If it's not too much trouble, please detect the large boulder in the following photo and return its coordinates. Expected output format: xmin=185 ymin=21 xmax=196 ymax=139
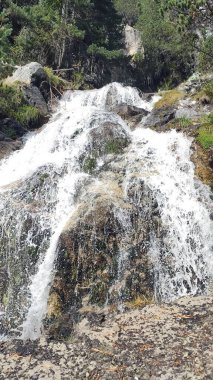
xmin=46 ymin=164 xmax=160 ymax=337
xmin=142 ymin=105 xmax=176 ymax=130
xmin=4 ymin=62 xmax=50 ymax=117
xmin=5 ymin=62 xmax=46 ymax=86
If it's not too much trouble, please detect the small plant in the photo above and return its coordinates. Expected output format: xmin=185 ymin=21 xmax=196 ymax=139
xmin=174 ymin=117 xmax=191 ymax=128
xmin=44 ymin=66 xmax=66 ymax=93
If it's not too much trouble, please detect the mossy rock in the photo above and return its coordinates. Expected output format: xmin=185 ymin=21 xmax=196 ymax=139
xmin=154 ymin=89 xmax=185 ymax=109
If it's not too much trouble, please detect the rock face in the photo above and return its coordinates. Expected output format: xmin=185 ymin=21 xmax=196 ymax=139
xmin=47 ymin=174 xmax=156 ymax=336
xmin=124 ymin=25 xmax=144 ymax=57
xmin=0 ymin=112 xmax=24 ymax=160
xmin=5 ymin=62 xmax=46 ymax=86
xmin=46 ymin=117 xmax=159 ymax=336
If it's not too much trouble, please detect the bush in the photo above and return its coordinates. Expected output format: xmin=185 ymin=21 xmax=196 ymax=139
xmin=13 ymin=105 xmax=40 ymax=126
xmin=44 ymin=66 xmax=66 ymax=93
xmin=0 ymin=82 xmax=41 ymax=127
xmin=87 ymin=44 xmax=123 ymax=60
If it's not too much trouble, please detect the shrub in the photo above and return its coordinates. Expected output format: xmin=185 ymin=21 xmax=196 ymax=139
xmin=44 ymin=66 xmax=66 ymax=93
xmin=87 ymin=44 xmax=123 ymax=60
xmin=13 ymin=105 xmax=40 ymax=126
xmin=0 ymin=82 xmax=41 ymax=127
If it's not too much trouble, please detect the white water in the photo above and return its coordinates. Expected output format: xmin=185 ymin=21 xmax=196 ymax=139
xmin=125 ymin=128 xmax=213 ymax=301
xmin=0 ymin=82 xmax=212 ymax=340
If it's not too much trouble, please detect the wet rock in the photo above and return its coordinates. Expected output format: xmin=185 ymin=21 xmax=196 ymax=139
xmin=47 ymin=175 xmax=155 ymax=336
xmin=81 ymin=120 xmax=130 ymax=173
xmin=111 ymin=103 xmax=148 ymax=118
xmin=142 ymin=106 xmax=176 ymax=129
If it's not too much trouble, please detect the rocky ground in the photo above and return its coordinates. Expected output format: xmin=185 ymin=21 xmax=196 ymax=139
xmin=0 ymin=294 xmax=213 ymax=380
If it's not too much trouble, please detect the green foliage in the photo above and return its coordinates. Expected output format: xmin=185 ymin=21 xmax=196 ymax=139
xmin=135 ymin=0 xmax=194 ymax=88
xmin=70 ymin=71 xmax=85 ymax=90
xmin=114 ymin=0 xmax=139 ymax=23
xmin=0 ymin=82 xmax=41 ymax=127
xmin=44 ymin=66 xmax=66 ymax=92
xmin=162 ymin=0 xmax=213 ymax=29
xmin=87 ymin=44 xmax=123 ymax=60
xmin=7 ymin=2 xmax=84 ymax=66
xmin=13 ymin=105 xmax=40 ymax=126
xmin=197 ymin=113 xmax=213 ymax=149
xmin=199 ymin=36 xmax=213 ymax=72
xmin=174 ymin=117 xmax=191 ymax=128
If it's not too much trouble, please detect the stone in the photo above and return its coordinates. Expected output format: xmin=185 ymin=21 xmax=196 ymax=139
xmin=4 ymin=62 xmax=46 ymax=86
xmin=111 ymin=103 xmax=148 ymax=118
xmin=142 ymin=106 xmax=176 ymax=129
xmin=22 ymin=85 xmax=49 ymax=116
xmin=124 ymin=25 xmax=144 ymax=58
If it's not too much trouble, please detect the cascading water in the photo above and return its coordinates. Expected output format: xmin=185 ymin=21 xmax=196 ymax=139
xmin=0 ymin=82 xmax=212 ymax=340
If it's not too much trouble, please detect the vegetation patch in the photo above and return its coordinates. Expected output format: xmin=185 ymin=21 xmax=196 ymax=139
xmin=83 ymin=157 xmax=97 ymax=174
xmin=14 ymin=105 xmax=40 ymax=126
xmin=173 ymin=117 xmax=191 ymax=129
xmin=44 ymin=66 xmax=67 ymax=94
xmin=0 ymin=82 xmax=41 ymax=129
xmin=154 ymin=89 xmax=185 ymax=109
xmin=105 ymin=138 xmax=128 ymax=155
xmin=196 ymin=113 xmax=213 ymax=149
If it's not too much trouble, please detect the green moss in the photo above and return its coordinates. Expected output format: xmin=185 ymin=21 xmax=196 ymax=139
xmin=154 ymin=89 xmax=185 ymax=109
xmin=2 ymin=293 xmax=9 ymax=307
xmin=90 ymin=281 xmax=108 ymax=305
xmin=105 ymin=138 xmax=128 ymax=154
xmin=196 ymin=113 xmax=213 ymax=149
xmin=83 ymin=157 xmax=97 ymax=174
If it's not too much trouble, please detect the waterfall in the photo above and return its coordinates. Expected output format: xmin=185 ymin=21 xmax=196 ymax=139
xmin=0 ymin=82 xmax=212 ymax=340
